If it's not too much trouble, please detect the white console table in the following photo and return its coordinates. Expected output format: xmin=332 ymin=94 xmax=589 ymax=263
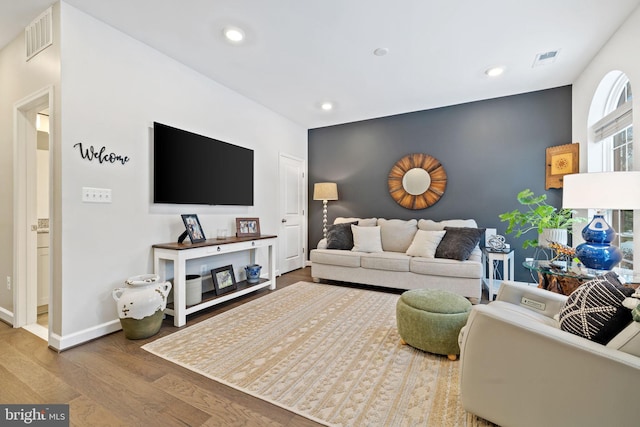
xmin=482 ymin=248 xmax=514 ymax=301
xmin=153 ymin=235 xmax=277 ymax=327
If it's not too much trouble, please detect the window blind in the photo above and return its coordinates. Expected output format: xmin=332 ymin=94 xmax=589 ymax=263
xmin=592 ymin=101 xmax=633 ymax=142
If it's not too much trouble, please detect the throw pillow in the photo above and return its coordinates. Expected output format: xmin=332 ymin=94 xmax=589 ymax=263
xmin=435 ymin=227 xmax=485 ymax=261
xmin=378 ymin=218 xmax=418 ymax=253
xmin=406 ymin=230 xmax=446 ymax=258
xmin=418 ymin=218 xmax=478 ymax=231
xmin=325 ymin=221 xmax=358 ymax=250
xmin=351 ymin=225 xmax=383 ymax=253
xmin=558 ymin=272 xmax=634 ymax=344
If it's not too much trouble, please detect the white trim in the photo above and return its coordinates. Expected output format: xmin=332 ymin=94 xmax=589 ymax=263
xmin=0 ymin=306 xmax=14 ymax=325
xmin=48 ymin=319 xmax=122 ymax=352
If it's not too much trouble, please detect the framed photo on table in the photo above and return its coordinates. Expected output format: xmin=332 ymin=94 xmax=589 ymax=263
xmin=236 ymin=217 xmax=260 ymax=237
xmin=211 ymin=265 xmax=237 ymax=295
xmin=181 ymin=214 xmax=206 ymax=243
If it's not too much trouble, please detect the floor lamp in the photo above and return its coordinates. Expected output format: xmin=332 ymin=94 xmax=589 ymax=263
xmin=313 ymin=182 xmax=338 ymax=239
xmin=563 ymin=171 xmax=640 ymax=271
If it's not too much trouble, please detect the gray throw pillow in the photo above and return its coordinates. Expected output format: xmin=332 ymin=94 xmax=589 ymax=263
xmin=558 ymin=272 xmax=634 ymax=344
xmin=326 ymin=222 xmax=358 ymax=250
xmin=435 ymin=227 xmax=485 ymax=261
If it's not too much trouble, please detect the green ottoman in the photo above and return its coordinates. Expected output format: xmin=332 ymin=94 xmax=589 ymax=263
xmin=396 ymin=289 xmax=472 ymax=360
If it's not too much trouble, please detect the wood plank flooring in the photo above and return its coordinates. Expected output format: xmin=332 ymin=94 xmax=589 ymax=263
xmin=0 ymin=267 xmax=322 ymax=427
xmin=0 ymin=268 xmax=489 ymax=426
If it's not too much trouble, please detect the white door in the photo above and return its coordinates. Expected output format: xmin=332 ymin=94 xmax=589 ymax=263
xmin=279 ymin=154 xmax=305 ymax=274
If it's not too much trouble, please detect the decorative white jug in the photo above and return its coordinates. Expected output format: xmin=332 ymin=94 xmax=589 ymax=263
xmin=112 ymin=274 xmax=172 ymax=339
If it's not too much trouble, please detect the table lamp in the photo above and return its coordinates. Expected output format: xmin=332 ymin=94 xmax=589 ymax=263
xmin=563 ymin=171 xmax=640 ymax=270
xmin=313 ymin=182 xmax=338 ymax=239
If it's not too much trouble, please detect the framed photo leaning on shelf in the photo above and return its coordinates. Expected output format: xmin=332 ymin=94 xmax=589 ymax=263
xmin=181 ymin=214 xmax=206 ymax=243
xmin=212 ymin=265 xmax=237 ymax=295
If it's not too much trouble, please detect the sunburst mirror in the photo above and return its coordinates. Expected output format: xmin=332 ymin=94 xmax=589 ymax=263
xmin=388 ymin=153 xmax=447 ymax=209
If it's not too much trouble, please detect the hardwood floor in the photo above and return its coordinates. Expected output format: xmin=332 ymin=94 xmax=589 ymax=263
xmin=0 ymin=267 xmax=322 ymax=427
xmin=0 ymin=268 xmax=489 ymax=426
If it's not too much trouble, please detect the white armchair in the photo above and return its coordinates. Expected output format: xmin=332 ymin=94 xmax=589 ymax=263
xmin=459 ymin=281 xmax=640 ymax=427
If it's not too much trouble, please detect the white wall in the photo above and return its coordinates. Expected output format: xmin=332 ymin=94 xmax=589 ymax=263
xmin=571 ymin=4 xmax=640 ymax=281
xmin=55 ymin=3 xmax=306 ymax=349
xmin=0 ymin=3 xmax=61 ymax=318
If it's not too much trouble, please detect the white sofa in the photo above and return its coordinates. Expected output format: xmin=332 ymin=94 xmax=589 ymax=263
xmin=459 ymin=281 xmax=640 ymax=427
xmin=310 ymin=217 xmax=484 ymax=300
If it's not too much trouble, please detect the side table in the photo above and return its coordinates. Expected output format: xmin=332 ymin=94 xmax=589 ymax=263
xmin=483 ymin=248 xmax=515 ymax=300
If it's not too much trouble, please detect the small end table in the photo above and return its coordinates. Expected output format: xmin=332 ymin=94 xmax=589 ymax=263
xmin=483 ymin=248 xmax=515 ymax=300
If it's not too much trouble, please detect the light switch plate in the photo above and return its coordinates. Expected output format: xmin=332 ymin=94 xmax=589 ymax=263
xmin=82 ymin=187 xmax=112 ymax=203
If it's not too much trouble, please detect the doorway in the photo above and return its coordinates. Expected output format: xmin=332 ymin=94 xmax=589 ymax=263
xmin=278 ymin=154 xmax=306 ymax=274
xmin=13 ymin=87 xmax=53 ymax=343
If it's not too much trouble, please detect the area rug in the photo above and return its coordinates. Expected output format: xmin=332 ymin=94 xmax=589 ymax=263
xmin=143 ymin=282 xmax=494 ymax=426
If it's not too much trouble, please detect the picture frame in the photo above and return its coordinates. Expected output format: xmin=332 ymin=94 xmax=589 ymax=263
xmin=545 ymin=143 xmax=579 ymax=189
xmin=181 ymin=214 xmax=206 ymax=243
xmin=211 ymin=265 xmax=237 ymax=296
xmin=236 ymin=217 xmax=261 ymax=237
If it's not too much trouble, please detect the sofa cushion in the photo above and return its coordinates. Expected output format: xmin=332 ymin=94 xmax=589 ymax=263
xmin=558 ymin=272 xmax=634 ymax=345
xmin=310 ymin=249 xmax=361 ymax=268
xmin=335 ymin=217 xmax=377 ymax=226
xmin=418 ymin=218 xmax=478 ymax=231
xmin=435 ymin=227 xmax=485 ymax=261
xmin=361 ymin=252 xmax=410 ymax=272
xmin=406 ymin=230 xmax=446 ymax=258
xmin=325 ymin=221 xmax=357 ymax=250
xmin=351 ymin=225 xmax=383 ymax=253
xmin=378 ymin=219 xmax=418 ymax=253
xmin=410 ymin=256 xmax=482 ymax=279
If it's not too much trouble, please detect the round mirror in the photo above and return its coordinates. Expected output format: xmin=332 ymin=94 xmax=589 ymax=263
xmin=402 ymin=168 xmax=431 ymax=195
xmin=388 ymin=153 xmax=447 ymax=209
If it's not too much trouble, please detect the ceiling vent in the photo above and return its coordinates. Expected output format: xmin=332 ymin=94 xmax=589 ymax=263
xmin=25 ymin=7 xmax=53 ymax=61
xmin=532 ymin=50 xmax=559 ymax=67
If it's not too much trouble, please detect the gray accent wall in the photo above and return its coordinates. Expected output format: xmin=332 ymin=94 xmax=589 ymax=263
xmin=308 ymin=85 xmax=572 ymax=283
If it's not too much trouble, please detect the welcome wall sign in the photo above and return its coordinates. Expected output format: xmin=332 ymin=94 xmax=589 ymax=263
xmin=73 ymin=142 xmax=130 ymax=165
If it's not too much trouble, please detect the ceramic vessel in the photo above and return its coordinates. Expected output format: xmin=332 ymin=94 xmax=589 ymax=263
xmin=113 ymin=274 xmax=172 ymax=339
xmin=245 ymin=264 xmax=262 ymax=284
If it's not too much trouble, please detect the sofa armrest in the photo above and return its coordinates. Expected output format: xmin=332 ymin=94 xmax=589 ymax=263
xmin=459 ymin=304 xmax=640 ymax=427
xmin=495 ymin=280 xmax=567 ymax=319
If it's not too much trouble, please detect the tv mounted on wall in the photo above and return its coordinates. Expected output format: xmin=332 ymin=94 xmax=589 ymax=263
xmin=153 ymin=122 xmax=254 ymax=206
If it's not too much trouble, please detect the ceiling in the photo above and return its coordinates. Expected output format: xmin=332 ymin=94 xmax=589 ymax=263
xmin=2 ymin=0 xmax=639 ymax=129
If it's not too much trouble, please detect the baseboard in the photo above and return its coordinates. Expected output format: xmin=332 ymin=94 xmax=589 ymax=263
xmin=0 ymin=306 xmax=14 ymax=326
xmin=49 ymin=319 xmax=122 ymax=352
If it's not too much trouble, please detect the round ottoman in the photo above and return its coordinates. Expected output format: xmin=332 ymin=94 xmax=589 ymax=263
xmin=396 ymin=289 xmax=472 ymax=360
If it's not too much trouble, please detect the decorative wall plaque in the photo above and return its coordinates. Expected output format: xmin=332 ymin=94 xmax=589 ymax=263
xmin=545 ymin=143 xmax=579 ymax=189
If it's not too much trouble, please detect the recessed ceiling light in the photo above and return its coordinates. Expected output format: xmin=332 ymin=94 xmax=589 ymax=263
xmin=373 ymin=47 xmax=389 ymax=57
xmin=223 ymin=26 xmax=245 ymax=43
xmin=485 ymin=66 xmax=505 ymax=77
xmin=320 ymin=102 xmax=334 ymax=111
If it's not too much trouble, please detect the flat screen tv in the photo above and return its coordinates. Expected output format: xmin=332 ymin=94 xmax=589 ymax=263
xmin=153 ymin=122 xmax=254 ymax=206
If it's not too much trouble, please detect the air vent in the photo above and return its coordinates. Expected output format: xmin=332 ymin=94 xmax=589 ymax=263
xmin=532 ymin=50 xmax=559 ymax=67
xmin=25 ymin=7 xmax=53 ymax=61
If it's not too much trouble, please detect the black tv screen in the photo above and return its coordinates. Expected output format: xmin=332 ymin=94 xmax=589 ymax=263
xmin=153 ymin=122 xmax=254 ymax=206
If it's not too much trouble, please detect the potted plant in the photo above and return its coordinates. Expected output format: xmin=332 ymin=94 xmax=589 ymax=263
xmin=499 ymin=189 xmax=585 ymax=249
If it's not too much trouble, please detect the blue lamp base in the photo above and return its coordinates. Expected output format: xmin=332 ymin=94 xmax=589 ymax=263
xmin=576 ymin=214 xmax=622 ymax=271
xmin=575 ymin=243 xmax=622 ymax=271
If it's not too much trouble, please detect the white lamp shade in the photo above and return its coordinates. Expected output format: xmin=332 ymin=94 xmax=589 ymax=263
xmin=562 ymin=171 xmax=640 ymax=210
xmin=313 ymin=182 xmax=338 ymax=201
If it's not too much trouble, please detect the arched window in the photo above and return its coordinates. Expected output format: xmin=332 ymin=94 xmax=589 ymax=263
xmin=589 ymin=72 xmax=634 ymax=269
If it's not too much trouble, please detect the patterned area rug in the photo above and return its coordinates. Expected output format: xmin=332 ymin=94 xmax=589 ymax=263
xmin=143 ymin=282 xmax=494 ymax=426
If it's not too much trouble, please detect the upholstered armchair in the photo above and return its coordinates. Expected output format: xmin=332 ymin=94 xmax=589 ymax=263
xmin=459 ymin=281 xmax=640 ymax=427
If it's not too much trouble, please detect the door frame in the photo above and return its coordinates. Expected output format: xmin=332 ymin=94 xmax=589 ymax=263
xmin=13 ymin=85 xmax=54 ymax=337
xmin=278 ymin=153 xmax=307 ymax=274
